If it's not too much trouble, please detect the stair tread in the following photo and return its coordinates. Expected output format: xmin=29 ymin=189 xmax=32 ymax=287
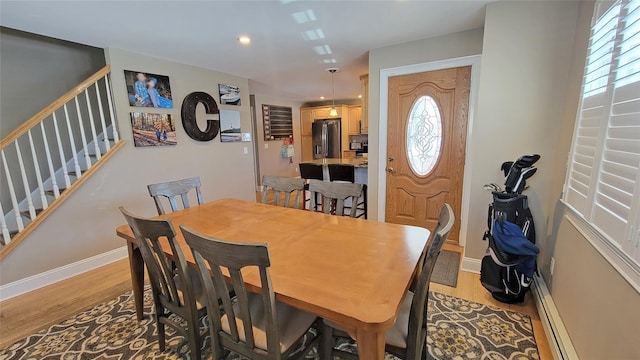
xmin=20 ymin=208 xmax=45 ymax=218
xmin=45 ymin=188 xmax=67 ymax=196
xmin=0 ymin=229 xmax=19 ymax=245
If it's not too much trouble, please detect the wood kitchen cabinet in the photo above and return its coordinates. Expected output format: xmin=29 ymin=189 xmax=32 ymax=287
xmin=348 ymin=105 xmax=362 ymax=135
xmin=360 ymin=74 xmax=369 ymax=134
xmin=301 ymin=108 xmax=313 ymax=136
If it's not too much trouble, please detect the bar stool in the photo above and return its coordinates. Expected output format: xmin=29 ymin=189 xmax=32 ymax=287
xmin=327 ymin=164 xmax=367 ymax=219
xmin=299 ymin=163 xmax=324 ymax=211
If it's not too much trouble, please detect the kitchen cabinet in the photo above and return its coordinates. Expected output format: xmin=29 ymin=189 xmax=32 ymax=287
xmin=301 ymin=108 xmax=313 ymax=136
xmin=301 ymin=135 xmax=313 ymax=162
xmin=360 ymin=74 xmax=369 ymax=134
xmin=348 ymin=105 xmax=362 ymax=135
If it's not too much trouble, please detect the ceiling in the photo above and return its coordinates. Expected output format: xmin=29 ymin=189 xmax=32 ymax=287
xmin=0 ymin=1 xmax=491 ymax=102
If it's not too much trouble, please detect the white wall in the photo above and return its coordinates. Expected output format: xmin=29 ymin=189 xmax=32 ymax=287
xmin=0 ymin=48 xmax=256 ymax=285
xmin=250 ymin=90 xmax=303 ymax=182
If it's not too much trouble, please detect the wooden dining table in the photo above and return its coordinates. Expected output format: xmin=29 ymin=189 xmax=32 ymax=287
xmin=116 ymin=198 xmax=430 ymax=360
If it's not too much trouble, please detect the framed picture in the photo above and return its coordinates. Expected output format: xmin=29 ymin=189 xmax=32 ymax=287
xmin=220 ymin=110 xmax=242 ymax=142
xmin=218 ymin=83 xmax=241 ymax=106
xmin=124 ymin=70 xmax=174 ymax=108
xmin=129 ymin=112 xmax=177 ymax=147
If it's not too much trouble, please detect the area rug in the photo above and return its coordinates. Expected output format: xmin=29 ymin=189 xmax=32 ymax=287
xmin=0 ymin=287 xmax=538 ymax=360
xmin=431 ymin=250 xmax=461 ymax=287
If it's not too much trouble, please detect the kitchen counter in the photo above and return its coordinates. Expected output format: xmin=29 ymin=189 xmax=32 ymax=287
xmin=302 ymin=158 xmax=368 ymax=168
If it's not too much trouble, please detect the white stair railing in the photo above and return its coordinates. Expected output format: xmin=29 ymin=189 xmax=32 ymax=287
xmin=0 ymin=65 xmax=123 ymax=257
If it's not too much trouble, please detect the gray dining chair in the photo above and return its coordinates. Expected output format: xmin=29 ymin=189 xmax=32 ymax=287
xmin=147 ymin=176 xmax=204 ymax=215
xmin=181 ymin=225 xmax=320 ymax=360
xmin=308 ymin=179 xmax=363 ymax=218
xmin=320 ymin=203 xmax=455 ymax=360
xmin=327 ymin=163 xmax=367 ymax=219
xmin=119 ymin=207 xmax=207 ymax=359
xmin=261 ymin=176 xmax=305 ymax=209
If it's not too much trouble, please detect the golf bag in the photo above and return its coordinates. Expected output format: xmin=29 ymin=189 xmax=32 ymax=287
xmin=480 ymin=154 xmax=540 ymax=304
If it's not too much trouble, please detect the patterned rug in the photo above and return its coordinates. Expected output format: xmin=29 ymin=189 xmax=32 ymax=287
xmin=0 ymin=287 xmax=539 ymax=360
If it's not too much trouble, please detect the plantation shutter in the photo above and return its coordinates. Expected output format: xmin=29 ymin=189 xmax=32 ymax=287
xmin=565 ymin=0 xmax=640 ymax=262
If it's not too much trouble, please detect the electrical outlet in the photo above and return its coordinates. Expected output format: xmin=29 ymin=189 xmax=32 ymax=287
xmin=550 ymin=257 xmax=556 ymax=275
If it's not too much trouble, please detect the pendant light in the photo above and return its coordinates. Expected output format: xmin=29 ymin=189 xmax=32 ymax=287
xmin=327 ymin=68 xmax=339 ymax=117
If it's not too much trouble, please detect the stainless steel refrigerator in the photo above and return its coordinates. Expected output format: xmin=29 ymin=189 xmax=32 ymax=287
xmin=312 ymin=119 xmax=341 ymax=159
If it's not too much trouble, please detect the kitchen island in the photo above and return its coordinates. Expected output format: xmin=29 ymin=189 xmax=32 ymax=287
xmin=300 ymin=158 xmax=368 ymax=184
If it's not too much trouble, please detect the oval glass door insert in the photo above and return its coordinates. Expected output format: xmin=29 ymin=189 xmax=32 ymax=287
xmin=406 ymin=95 xmax=443 ymax=176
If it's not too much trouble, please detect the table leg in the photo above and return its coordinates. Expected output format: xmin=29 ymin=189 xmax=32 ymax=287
xmin=355 ymin=328 xmax=386 ymax=360
xmin=126 ymin=241 xmax=145 ymax=321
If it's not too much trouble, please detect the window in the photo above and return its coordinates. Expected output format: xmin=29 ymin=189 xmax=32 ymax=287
xmin=406 ymin=96 xmax=443 ymax=176
xmin=564 ymin=0 xmax=640 ymax=281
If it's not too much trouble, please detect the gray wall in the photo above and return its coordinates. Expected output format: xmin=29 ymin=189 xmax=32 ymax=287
xmin=0 ymin=27 xmax=105 ymax=137
xmin=0 ymin=48 xmax=256 ymax=284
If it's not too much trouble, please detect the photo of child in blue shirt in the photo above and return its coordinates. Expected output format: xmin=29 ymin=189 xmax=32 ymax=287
xmin=125 ymin=70 xmax=173 ymax=108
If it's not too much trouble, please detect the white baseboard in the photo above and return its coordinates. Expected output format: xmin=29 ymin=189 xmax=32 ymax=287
xmin=0 ymin=246 xmax=128 ymax=301
xmin=461 ymin=256 xmax=481 ymax=274
xmin=532 ymin=274 xmax=579 ymax=360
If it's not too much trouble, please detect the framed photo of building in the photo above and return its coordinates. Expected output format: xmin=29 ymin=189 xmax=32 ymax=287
xmin=129 ymin=112 xmax=177 ymax=147
xmin=124 ymin=70 xmax=174 ymax=108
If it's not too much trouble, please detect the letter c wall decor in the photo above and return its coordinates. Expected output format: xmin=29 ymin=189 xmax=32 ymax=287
xmin=181 ymin=91 xmax=220 ymax=141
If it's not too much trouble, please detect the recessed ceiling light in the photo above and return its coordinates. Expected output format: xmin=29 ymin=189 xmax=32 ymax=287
xmin=320 ymin=96 xmax=325 ymax=100
xmin=358 ymin=95 xmax=363 ymax=99
xmin=238 ymin=35 xmax=251 ymax=45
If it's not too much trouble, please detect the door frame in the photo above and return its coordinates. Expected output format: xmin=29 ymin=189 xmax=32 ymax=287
xmin=378 ymin=55 xmax=481 ymax=248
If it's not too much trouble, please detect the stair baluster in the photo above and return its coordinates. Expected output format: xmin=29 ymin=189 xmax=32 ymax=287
xmin=104 ymin=74 xmax=120 ymax=143
xmin=40 ymin=121 xmax=60 ymax=198
xmin=74 ymin=96 xmax=92 ymax=170
xmin=52 ymin=112 xmax=71 ymax=188
xmin=85 ymin=89 xmax=101 ymax=160
xmin=1 ymin=150 xmax=25 ymax=232
xmin=27 ymin=130 xmax=49 ymax=211
xmin=94 ymin=82 xmax=110 ymax=151
xmin=63 ymin=104 xmax=82 ymax=178
xmin=14 ymin=142 xmax=37 ymax=220
xmin=0 ymin=201 xmax=11 ymax=245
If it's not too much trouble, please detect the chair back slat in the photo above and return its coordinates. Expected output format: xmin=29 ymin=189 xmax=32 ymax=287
xmin=261 ymin=176 xmax=305 ymax=209
xmin=119 ymin=207 xmax=192 ymax=307
xmin=406 ymin=203 xmax=455 ymax=360
xmin=308 ymin=179 xmax=363 ymax=218
xmin=181 ymin=225 xmax=281 ymax=357
xmin=147 ymin=176 xmax=203 ymax=215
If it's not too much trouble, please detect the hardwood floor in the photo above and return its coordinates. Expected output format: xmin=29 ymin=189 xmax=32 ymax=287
xmin=0 ymin=258 xmax=133 ymax=348
xmin=0 ymin=219 xmax=552 ymax=359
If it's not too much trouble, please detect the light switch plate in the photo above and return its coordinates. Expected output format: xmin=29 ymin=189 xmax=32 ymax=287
xmin=243 ymin=147 xmax=248 ymax=155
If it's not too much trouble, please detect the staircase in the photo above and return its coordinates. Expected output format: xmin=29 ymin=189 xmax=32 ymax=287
xmin=0 ymin=65 xmax=123 ymax=259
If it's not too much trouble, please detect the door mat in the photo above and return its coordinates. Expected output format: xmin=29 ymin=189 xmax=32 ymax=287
xmin=431 ymin=249 xmax=461 ymax=287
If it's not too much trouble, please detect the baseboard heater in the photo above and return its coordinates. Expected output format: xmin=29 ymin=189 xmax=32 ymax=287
xmin=532 ymin=274 xmax=579 ymax=360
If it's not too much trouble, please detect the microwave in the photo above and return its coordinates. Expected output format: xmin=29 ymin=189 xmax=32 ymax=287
xmin=350 ymin=142 xmax=363 ymax=150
